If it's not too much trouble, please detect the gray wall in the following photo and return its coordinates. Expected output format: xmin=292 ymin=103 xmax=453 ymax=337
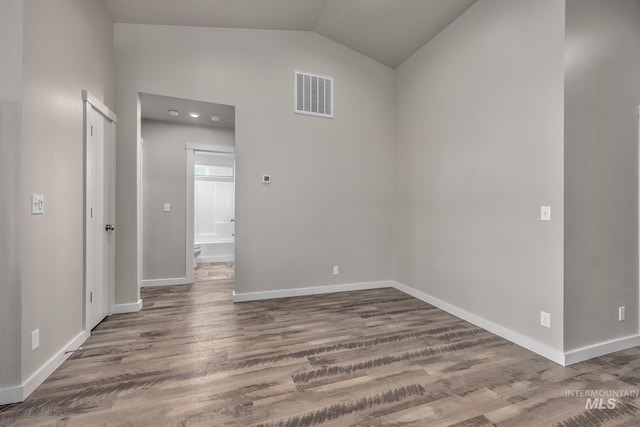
xmin=564 ymin=0 xmax=640 ymax=350
xmin=114 ymin=25 xmax=141 ymax=305
xmin=393 ymin=0 xmax=566 ymax=350
xmin=0 ymin=0 xmax=23 ymax=388
xmin=115 ymin=25 xmax=394 ymax=297
xmin=20 ymin=0 xmax=114 ymax=381
xmin=141 ymin=119 xmax=234 ymax=281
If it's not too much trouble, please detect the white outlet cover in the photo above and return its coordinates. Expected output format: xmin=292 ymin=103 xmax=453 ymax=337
xmin=540 ymin=311 xmax=551 ymax=328
xmin=163 ymin=203 xmax=171 ymax=212
xmin=540 ymin=206 xmax=551 ymax=221
xmin=262 ymin=175 xmax=271 ymax=184
xmin=31 ymin=329 xmax=39 ymax=351
xmin=333 ymin=265 xmax=339 ymax=275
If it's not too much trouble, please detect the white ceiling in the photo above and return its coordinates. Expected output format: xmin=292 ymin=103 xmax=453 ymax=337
xmin=101 ymin=0 xmax=477 ymax=68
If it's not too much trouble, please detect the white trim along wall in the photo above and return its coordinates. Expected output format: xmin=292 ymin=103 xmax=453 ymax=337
xmin=0 ymin=331 xmax=89 ymax=405
xmin=233 ymin=280 xmax=640 ymax=367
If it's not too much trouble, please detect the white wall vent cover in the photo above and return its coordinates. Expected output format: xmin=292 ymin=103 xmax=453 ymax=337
xmin=294 ymin=70 xmax=333 ymax=118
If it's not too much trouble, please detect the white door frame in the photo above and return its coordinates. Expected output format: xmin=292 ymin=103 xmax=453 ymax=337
xmin=83 ymin=90 xmax=117 ymax=331
xmin=185 ymin=143 xmax=235 ymax=284
xmin=138 ymin=135 xmax=144 ymax=292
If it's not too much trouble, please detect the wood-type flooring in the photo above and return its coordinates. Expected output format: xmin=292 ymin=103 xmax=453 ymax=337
xmin=1 ymin=268 xmax=639 ymax=426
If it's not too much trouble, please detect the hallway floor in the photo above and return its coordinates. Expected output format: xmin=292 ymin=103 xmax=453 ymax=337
xmin=195 ymin=261 xmax=235 ymax=282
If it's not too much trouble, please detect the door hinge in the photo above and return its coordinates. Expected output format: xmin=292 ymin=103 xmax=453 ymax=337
xmin=90 ymin=291 xmax=93 ymax=303
xmin=91 ymin=125 xmax=93 ymax=136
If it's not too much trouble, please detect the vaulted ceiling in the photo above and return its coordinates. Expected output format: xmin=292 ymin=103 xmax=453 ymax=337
xmin=101 ymin=0 xmax=477 ymax=68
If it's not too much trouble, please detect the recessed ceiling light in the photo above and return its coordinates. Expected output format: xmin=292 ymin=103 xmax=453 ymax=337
xmin=189 ymin=112 xmax=200 ymax=118
xmin=210 ymin=115 xmax=221 ymax=122
xmin=168 ymin=110 xmax=179 ymax=117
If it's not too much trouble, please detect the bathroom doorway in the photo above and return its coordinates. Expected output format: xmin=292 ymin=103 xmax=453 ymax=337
xmin=192 ymin=151 xmax=235 ymax=282
xmin=185 ymin=143 xmax=235 ymax=284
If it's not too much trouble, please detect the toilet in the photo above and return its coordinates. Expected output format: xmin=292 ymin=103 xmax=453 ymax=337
xmin=194 ymin=244 xmax=201 ymax=268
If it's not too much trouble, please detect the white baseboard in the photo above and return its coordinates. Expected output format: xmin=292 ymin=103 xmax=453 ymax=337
xmin=0 ymin=330 xmax=89 ymax=405
xmin=112 ymin=298 xmax=143 ymax=314
xmin=233 ymin=280 xmax=393 ymax=302
xmin=391 ymin=281 xmax=566 ymax=365
xmin=141 ymin=277 xmax=190 ymax=287
xmin=3 ymin=281 xmax=632 ymax=406
xmin=564 ymin=334 xmax=640 ymax=365
xmin=0 ymin=383 xmax=22 ymax=405
xmin=233 ymin=279 xmax=565 ymax=364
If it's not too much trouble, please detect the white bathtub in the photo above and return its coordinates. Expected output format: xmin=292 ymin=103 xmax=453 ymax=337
xmin=196 ymin=240 xmax=234 ymax=263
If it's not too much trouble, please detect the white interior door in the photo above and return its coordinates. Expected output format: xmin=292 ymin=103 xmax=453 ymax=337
xmin=85 ymin=92 xmax=116 ymax=331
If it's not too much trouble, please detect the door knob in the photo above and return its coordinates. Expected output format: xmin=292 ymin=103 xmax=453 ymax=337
xmin=105 ymin=224 xmax=115 ymax=231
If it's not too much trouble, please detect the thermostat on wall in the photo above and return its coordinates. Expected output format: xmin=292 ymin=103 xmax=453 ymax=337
xmin=262 ymin=175 xmax=271 ymax=184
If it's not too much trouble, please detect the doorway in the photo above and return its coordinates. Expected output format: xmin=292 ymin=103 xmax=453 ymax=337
xmin=194 ymin=151 xmax=235 ymax=282
xmin=186 ymin=148 xmax=235 ymax=283
xmin=138 ymin=93 xmax=235 ymax=288
xmin=83 ymin=90 xmax=116 ymax=331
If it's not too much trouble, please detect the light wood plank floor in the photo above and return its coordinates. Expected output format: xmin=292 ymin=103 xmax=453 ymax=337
xmin=1 ymin=272 xmax=639 ymax=426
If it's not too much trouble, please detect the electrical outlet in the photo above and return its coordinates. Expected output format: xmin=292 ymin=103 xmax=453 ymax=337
xmin=540 ymin=311 xmax=551 ymax=328
xmin=540 ymin=206 xmax=551 ymax=221
xmin=163 ymin=203 xmax=171 ymax=212
xmin=619 ymin=306 xmax=625 ymax=322
xmin=333 ymin=265 xmax=339 ymax=276
xmin=31 ymin=329 xmax=40 ymax=351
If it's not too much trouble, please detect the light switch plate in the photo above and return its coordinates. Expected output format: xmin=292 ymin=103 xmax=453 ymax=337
xmin=31 ymin=194 xmax=44 ymax=215
xmin=163 ymin=203 xmax=171 ymax=212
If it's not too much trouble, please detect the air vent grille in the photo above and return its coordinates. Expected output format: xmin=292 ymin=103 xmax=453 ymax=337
xmin=295 ymin=71 xmax=333 ymax=118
